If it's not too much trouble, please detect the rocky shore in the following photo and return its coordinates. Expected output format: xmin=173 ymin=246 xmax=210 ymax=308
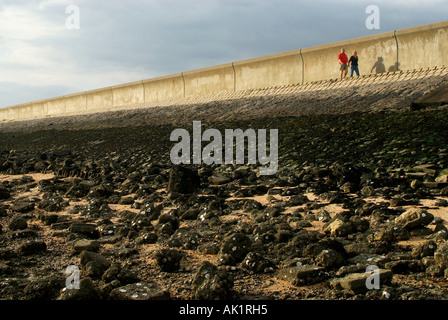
xmin=1 ymin=75 xmax=448 ymax=301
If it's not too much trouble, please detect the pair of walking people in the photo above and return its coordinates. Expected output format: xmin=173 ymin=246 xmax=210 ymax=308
xmin=338 ymin=48 xmax=359 ymax=78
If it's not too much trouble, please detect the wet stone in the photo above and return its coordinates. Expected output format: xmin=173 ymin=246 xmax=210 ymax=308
xmin=74 ymin=239 xmax=100 ymax=253
xmin=109 ymin=282 xmax=171 ymax=300
xmin=79 ymin=250 xmax=111 ymax=279
xmin=58 ymin=277 xmax=100 ymax=300
xmin=0 ymin=187 xmax=10 ymax=200
xmin=394 ymin=208 xmax=434 ymax=230
xmin=8 ymin=216 xmax=28 ymax=231
xmin=102 ymin=263 xmax=140 ymax=285
xmin=154 ymin=249 xmax=183 ymax=272
xmin=331 ymin=269 xmax=393 ymax=295
xmin=17 ymin=240 xmax=47 ymax=256
xmin=275 ymin=265 xmax=327 ymax=286
xmin=167 ymin=229 xmax=201 ymax=250
xmin=11 ymin=199 xmax=35 ymax=213
xmin=385 ymin=260 xmax=425 ymax=274
xmin=192 ymin=261 xmax=234 ymax=300
xmin=220 ymin=232 xmax=252 ymax=264
xmin=434 ymin=241 xmax=448 ymax=269
xmin=315 ymin=249 xmax=346 ymax=269
xmin=69 ymin=223 xmax=100 ymax=239
xmin=167 ymin=166 xmax=201 ymax=194
xmin=241 ymin=252 xmax=276 ymax=273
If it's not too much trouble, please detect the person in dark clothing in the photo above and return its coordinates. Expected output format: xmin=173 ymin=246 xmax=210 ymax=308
xmin=348 ymin=51 xmax=360 ymax=77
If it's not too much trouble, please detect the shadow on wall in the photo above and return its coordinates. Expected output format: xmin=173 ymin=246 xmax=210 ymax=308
xmin=371 ymin=57 xmax=400 ymax=74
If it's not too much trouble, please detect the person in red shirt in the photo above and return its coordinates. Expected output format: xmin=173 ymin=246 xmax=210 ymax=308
xmin=338 ymin=48 xmax=349 ymax=79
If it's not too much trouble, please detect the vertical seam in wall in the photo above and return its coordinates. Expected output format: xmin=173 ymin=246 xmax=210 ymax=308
xmin=394 ymin=30 xmax=399 ymax=71
xmin=141 ymin=81 xmax=145 ymax=103
xmin=232 ymin=62 xmax=236 ymax=92
xmin=300 ymin=49 xmax=305 ymax=84
xmin=181 ymin=72 xmax=186 ymax=98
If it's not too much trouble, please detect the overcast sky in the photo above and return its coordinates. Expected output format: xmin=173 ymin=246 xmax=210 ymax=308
xmin=0 ymin=0 xmax=447 ymax=107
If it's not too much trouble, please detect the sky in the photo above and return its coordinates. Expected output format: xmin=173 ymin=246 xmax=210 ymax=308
xmin=0 ymin=0 xmax=447 ymax=107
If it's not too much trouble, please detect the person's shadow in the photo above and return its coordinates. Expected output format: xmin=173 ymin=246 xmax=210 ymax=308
xmin=371 ymin=57 xmax=386 ymax=74
xmin=388 ymin=62 xmax=400 ymax=72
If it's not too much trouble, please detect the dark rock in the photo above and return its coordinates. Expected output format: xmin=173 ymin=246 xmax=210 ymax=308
xmin=180 ymin=208 xmax=200 ymax=220
xmin=323 ymin=218 xmax=354 ymax=237
xmin=275 ymin=265 xmax=327 ymax=286
xmin=9 ymin=229 xmax=38 ymax=239
xmin=109 ymin=282 xmax=170 ymax=300
xmin=58 ymin=277 xmax=100 ymax=300
xmin=316 ymin=209 xmax=331 ymax=222
xmin=315 ymin=249 xmax=346 ymax=269
xmin=288 ymin=194 xmax=309 ymax=206
xmin=331 ymin=269 xmax=393 ymax=294
xmin=303 ymin=238 xmax=347 ymax=260
xmin=102 ymin=263 xmax=140 ymax=285
xmin=154 ymin=249 xmax=183 ymax=272
xmin=344 ymin=242 xmax=375 ymax=256
xmin=240 ymin=252 xmax=276 ymax=273
xmin=88 ymin=183 xmax=114 ymax=198
xmin=0 ymin=187 xmax=10 ymax=200
xmin=40 ymin=214 xmax=59 ymax=225
xmin=79 ymin=251 xmax=111 ymax=279
xmin=11 ymin=199 xmax=34 ymax=213
xmin=136 ymin=232 xmax=158 ymax=244
xmin=220 ymin=232 xmax=252 ymax=264
xmin=38 ymin=195 xmax=66 ymax=212
xmin=158 ymin=213 xmax=179 ymax=230
xmin=74 ymin=239 xmax=100 ymax=253
xmin=69 ymin=223 xmax=100 ymax=239
xmin=394 ymin=208 xmax=434 ymax=230
xmin=434 ymin=241 xmax=448 ymax=269
xmin=208 ymin=175 xmax=232 ymax=185
xmin=24 ymin=275 xmax=65 ymax=300
xmin=167 ymin=229 xmax=201 ymax=250
xmin=167 ymin=166 xmax=201 ymax=194
xmin=385 ymin=259 xmax=425 ymax=274
xmin=8 ymin=216 xmax=28 ymax=231
xmin=17 ymin=240 xmax=47 ymax=256
xmin=198 ymin=242 xmax=221 ymax=255
xmin=192 ymin=261 xmax=234 ymax=300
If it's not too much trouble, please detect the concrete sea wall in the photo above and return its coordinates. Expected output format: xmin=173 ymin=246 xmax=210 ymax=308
xmin=1 ymin=20 xmax=447 ymax=122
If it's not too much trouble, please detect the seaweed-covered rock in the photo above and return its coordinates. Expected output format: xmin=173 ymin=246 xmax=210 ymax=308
xmin=219 ymin=232 xmax=252 ymax=265
xmin=192 ymin=261 xmax=234 ymax=300
xmin=154 ymin=249 xmax=183 ymax=272
xmin=395 ymin=208 xmax=434 ymax=230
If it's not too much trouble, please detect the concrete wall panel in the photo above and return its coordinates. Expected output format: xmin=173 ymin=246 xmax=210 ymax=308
xmin=234 ymin=50 xmax=302 ymax=90
xmin=301 ymin=32 xmax=398 ymax=83
xmin=112 ymin=82 xmax=144 ymax=107
xmin=86 ymin=89 xmax=113 ymax=112
xmin=31 ymin=102 xmax=47 ymax=119
xmin=45 ymin=98 xmax=66 ymax=117
xmin=65 ymin=94 xmax=87 ymax=114
xmin=143 ymin=74 xmax=184 ymax=103
xmin=396 ymin=21 xmax=448 ymax=71
xmin=183 ymin=63 xmax=235 ymax=97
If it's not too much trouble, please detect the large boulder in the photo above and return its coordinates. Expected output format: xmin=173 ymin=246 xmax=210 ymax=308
xmin=192 ymin=261 xmax=234 ymax=300
xmin=394 ymin=208 xmax=434 ymax=230
xmin=434 ymin=241 xmax=448 ymax=269
xmin=167 ymin=166 xmax=201 ymax=194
